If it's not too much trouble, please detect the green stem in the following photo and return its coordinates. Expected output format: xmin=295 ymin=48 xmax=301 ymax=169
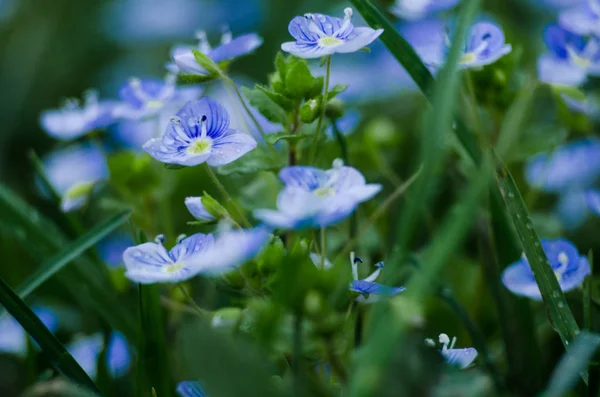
xmin=585 ymin=250 xmax=594 ymax=331
xmin=308 ymin=56 xmax=332 ymax=164
xmin=320 ymin=227 xmax=327 ymax=268
xmin=465 ymin=71 xmax=483 ymax=138
xmin=203 ymin=163 xmax=251 ymax=228
xmin=177 ymin=284 xmax=207 ymax=318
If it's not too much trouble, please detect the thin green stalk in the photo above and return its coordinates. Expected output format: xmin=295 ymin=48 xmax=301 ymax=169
xmin=293 ymin=313 xmax=304 ymax=397
xmin=308 ymin=56 xmax=332 ymax=164
xmin=585 ymin=250 xmax=594 ymax=331
xmin=320 ymin=227 xmax=327 ymax=268
xmin=177 ymin=285 xmax=207 ymax=318
xmin=465 ymin=71 xmax=483 ymax=138
xmin=331 ymin=121 xmax=348 ymax=163
xmin=203 ymin=163 xmax=251 ymax=228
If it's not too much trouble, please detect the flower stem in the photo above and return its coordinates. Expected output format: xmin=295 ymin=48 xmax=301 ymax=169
xmin=203 ymin=163 xmax=251 ymax=228
xmin=177 ymin=284 xmax=207 ymax=318
xmin=320 ymin=227 xmax=327 ymax=268
xmin=308 ymin=56 xmax=332 ymax=164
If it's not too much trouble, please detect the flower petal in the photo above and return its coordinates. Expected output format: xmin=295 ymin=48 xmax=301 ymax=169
xmin=556 ymin=190 xmax=589 ymax=230
xmin=501 ymin=259 xmax=541 ymax=300
xmin=172 ymin=47 xmax=208 ymax=75
xmin=106 ymin=332 xmax=131 ymax=377
xmin=123 ymin=242 xmax=199 ymax=284
xmin=349 ymin=280 xmax=405 ymax=296
xmin=177 ymin=381 xmax=206 ymax=397
xmin=143 ymin=138 xmax=212 ymax=166
xmin=170 ymin=233 xmax=215 ymax=264
xmin=560 ymin=256 xmax=591 ymax=292
xmin=309 ymin=252 xmax=333 ymax=269
xmin=537 ymin=53 xmax=587 ymax=87
xmin=281 ymin=41 xmax=335 ymax=59
xmin=253 ymin=209 xmax=300 ymax=229
xmin=206 ymin=129 xmax=257 ymax=167
xmin=586 ymin=188 xmax=600 ymax=215
xmin=442 ymin=348 xmax=478 ymax=369
xmin=209 ymin=33 xmax=263 ymax=63
xmin=279 ymin=166 xmax=329 ymax=190
xmin=559 ymin=6 xmax=600 ymax=37
xmin=177 ymin=97 xmax=230 ymax=139
xmin=335 ymin=27 xmax=384 ymax=53
xmin=185 ymin=197 xmax=216 ymax=221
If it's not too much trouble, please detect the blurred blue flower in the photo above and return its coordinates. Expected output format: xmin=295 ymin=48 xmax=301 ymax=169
xmin=0 ymin=307 xmax=58 ymax=357
xmin=501 ymin=238 xmax=591 ymax=300
xmin=123 ymin=234 xmax=215 ymax=284
xmin=281 ymin=8 xmax=383 ymax=59
xmin=114 ymin=75 xmax=202 ymax=120
xmin=169 ymin=30 xmax=263 ymax=75
xmin=538 ymin=25 xmax=600 ymax=86
xmin=390 ymin=0 xmax=459 ymax=20
xmin=327 ymin=109 xmax=361 ymax=137
xmin=349 ymin=258 xmax=405 ymax=302
xmin=97 ymin=233 xmax=135 ymax=268
xmin=557 ymin=189 xmax=590 ymax=229
xmin=585 ymin=188 xmax=600 ymax=215
xmin=40 ymin=91 xmax=117 ymax=140
xmin=253 ymin=160 xmax=381 ymax=230
xmin=422 ymin=21 xmax=511 ymax=68
xmin=68 ymin=332 xmax=131 ymax=379
xmin=185 ymin=197 xmax=216 ymax=221
xmin=124 ymin=227 xmax=270 ymax=284
xmin=559 ymin=0 xmax=600 ymax=36
xmin=426 ymin=333 xmax=478 ymax=369
xmin=561 ymin=93 xmax=599 ymax=117
xmin=525 ymin=138 xmax=600 ymax=192
xmin=309 ymin=252 xmax=333 ymax=269
xmin=42 ymin=143 xmax=109 ymax=212
xmin=177 ymin=381 xmax=206 ymax=397
xmin=143 ymin=97 xmax=256 ymax=167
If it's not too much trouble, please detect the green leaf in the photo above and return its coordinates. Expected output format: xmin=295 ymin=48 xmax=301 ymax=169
xmin=192 ymin=49 xmax=221 ymax=76
xmin=11 ymin=210 xmax=130 ymax=303
xmin=545 ymin=332 xmax=600 ymax=396
xmin=495 ymin=157 xmax=581 ymax=349
xmin=201 ymin=191 xmax=229 ymax=219
xmin=274 ymin=52 xmax=288 ymax=83
xmin=256 ymin=85 xmax=295 ymax=111
xmin=22 ymin=379 xmax=100 ymax=397
xmin=108 ymin=152 xmax=160 ymax=195
xmin=0 ymin=275 xmax=99 ymax=393
xmin=300 ymin=98 xmax=321 ymax=124
xmin=327 ymin=84 xmax=348 ymax=101
xmin=284 ymin=59 xmax=323 ymax=100
xmin=177 ymin=319 xmax=286 ymax=397
xmin=137 ymin=284 xmax=172 ymax=397
xmin=217 ymin=149 xmax=284 ymax=176
xmin=506 ymin=124 xmax=568 ymax=163
xmin=177 ymin=73 xmax=220 ymax=84
xmin=265 ymin=131 xmax=312 ymax=145
xmin=241 ymin=86 xmax=288 ymax=125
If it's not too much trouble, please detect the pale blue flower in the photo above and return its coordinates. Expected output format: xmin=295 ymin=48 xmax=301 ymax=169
xmin=185 ymin=197 xmax=216 ymax=221
xmin=391 ymin=0 xmax=459 ymax=20
xmin=281 ymin=8 xmax=384 ymax=59
xmin=42 ymin=143 xmax=109 ymax=212
xmin=67 ymin=332 xmax=131 ymax=379
xmin=501 ymin=238 xmax=591 ymax=300
xmin=97 ymin=233 xmax=135 ymax=268
xmin=426 ymin=333 xmax=478 ymax=369
xmin=40 ymin=91 xmax=117 ymax=140
xmin=557 ymin=189 xmax=590 ymax=229
xmin=348 ymin=256 xmax=405 ymax=302
xmin=585 ymin=189 xmax=600 ymax=215
xmin=143 ymin=97 xmax=256 ymax=167
xmin=169 ymin=29 xmax=263 ymax=75
xmin=114 ymin=75 xmax=202 ymax=120
xmin=123 ymin=227 xmax=270 ymax=284
xmin=0 ymin=307 xmax=58 ymax=357
xmin=254 ymin=161 xmax=381 ymax=230
xmin=309 ymin=253 xmax=333 ymax=269
xmin=538 ymin=25 xmax=600 ymax=86
xmin=177 ymin=381 xmax=206 ymax=397
xmin=559 ymin=0 xmax=600 ymax=36
xmin=422 ymin=21 xmax=511 ymax=69
xmin=561 ymin=93 xmax=599 ymax=117
xmin=525 ymin=138 xmax=600 ymax=192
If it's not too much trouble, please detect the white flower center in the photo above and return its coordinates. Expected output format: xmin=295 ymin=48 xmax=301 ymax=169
xmin=187 ymin=138 xmax=212 ymax=155
xmin=554 ymin=251 xmax=570 ymax=280
xmin=318 ymin=36 xmax=344 ymax=47
xmin=314 ymin=186 xmax=336 ymax=197
xmin=164 ymin=263 xmax=184 ymax=273
xmin=64 ymin=181 xmax=95 ymax=200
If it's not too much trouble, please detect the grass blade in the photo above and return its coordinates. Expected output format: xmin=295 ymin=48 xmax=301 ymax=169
xmin=14 ymin=209 xmax=130 ymax=300
xmin=495 ymin=157 xmax=581 ymax=347
xmin=544 ymin=332 xmax=600 ymax=397
xmin=0 ymin=274 xmax=99 ymax=393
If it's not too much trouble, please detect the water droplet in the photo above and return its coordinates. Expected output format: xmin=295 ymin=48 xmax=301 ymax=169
xmin=557 ymin=301 xmax=565 ymax=308
xmin=526 ymin=222 xmax=533 ymax=230
xmin=507 ymin=192 xmax=515 ymax=198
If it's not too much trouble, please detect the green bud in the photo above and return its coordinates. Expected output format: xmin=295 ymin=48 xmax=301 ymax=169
xmin=200 ymin=191 xmax=229 ymax=219
xmin=211 ymin=307 xmax=243 ymax=329
xmin=325 ymin=99 xmax=345 ymax=120
xmin=300 ymin=98 xmax=321 ymax=123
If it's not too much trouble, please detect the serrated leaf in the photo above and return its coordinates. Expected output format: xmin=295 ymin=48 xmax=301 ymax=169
xmin=0 ymin=275 xmax=99 ymax=392
xmin=192 ymin=49 xmax=221 ymax=76
xmin=217 ymin=149 xmax=284 ymax=176
xmin=265 ymin=131 xmax=313 ymax=145
xmin=256 ymin=85 xmax=295 ymax=111
xmin=241 ymin=86 xmax=288 ymax=125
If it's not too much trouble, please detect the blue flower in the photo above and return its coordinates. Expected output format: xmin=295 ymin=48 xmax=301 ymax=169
xmin=40 ymin=91 xmax=117 ymax=140
xmin=143 ymin=97 xmax=257 ymax=167
xmin=390 ymin=0 xmax=459 ymax=20
xmin=426 ymin=333 xmax=478 ymax=369
xmin=123 ymin=228 xmax=270 ymax=284
xmin=501 ymin=238 xmax=591 ymax=300
xmin=97 ymin=233 xmax=135 ymax=268
xmin=0 ymin=306 xmax=58 ymax=357
xmin=281 ymin=8 xmax=384 ymax=59
xmin=561 ymin=93 xmax=599 ymax=117
xmin=559 ymin=0 xmax=600 ymax=36
xmin=115 ymin=75 xmax=202 ymax=120
xmin=169 ymin=29 xmax=263 ymax=75
xmin=538 ymin=25 xmax=600 ymax=86
xmin=417 ymin=21 xmax=511 ymax=69
xmin=309 ymin=253 xmax=333 ymax=269
xmin=586 ymin=188 xmax=600 ymax=215
xmin=253 ymin=160 xmax=381 ymax=230
xmin=525 ymin=138 xmax=600 ymax=192
xmin=177 ymin=381 xmax=206 ymax=397
xmin=67 ymin=332 xmax=131 ymax=379
xmin=185 ymin=197 xmax=216 ymax=221
xmin=42 ymin=143 xmax=109 ymax=212
xmin=348 ymin=255 xmax=405 ymax=302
